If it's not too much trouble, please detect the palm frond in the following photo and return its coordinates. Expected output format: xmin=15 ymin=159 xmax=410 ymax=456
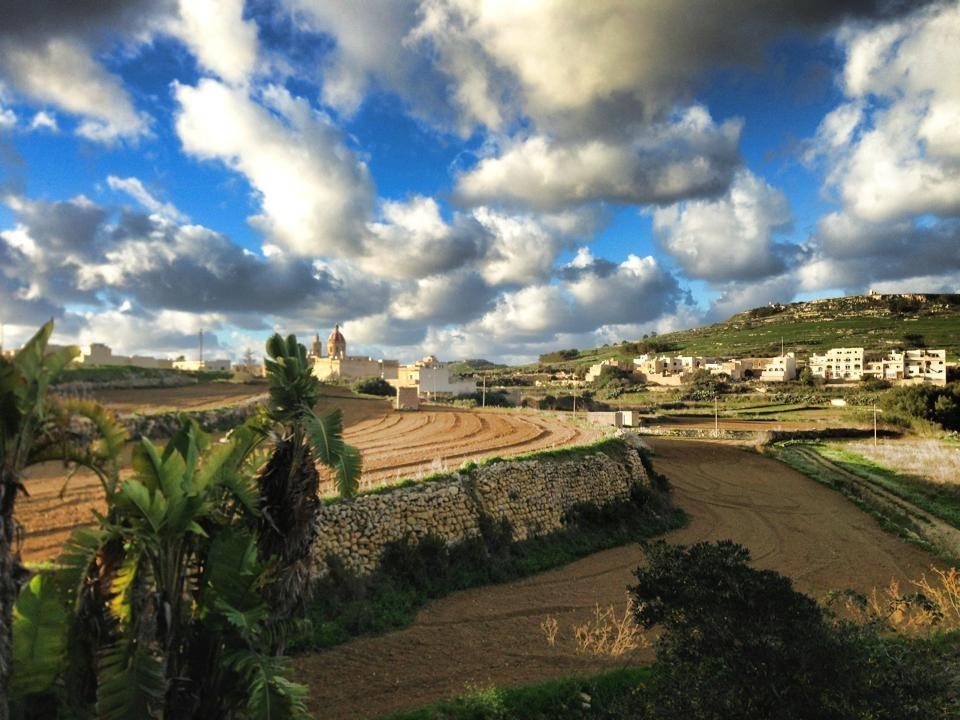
xmin=96 ymin=640 xmax=166 ymax=720
xmin=227 ymin=649 xmax=309 ymax=720
xmin=333 ymin=444 xmax=362 ymax=498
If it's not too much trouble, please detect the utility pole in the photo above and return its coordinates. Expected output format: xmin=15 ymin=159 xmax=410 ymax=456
xmin=714 ymin=395 xmax=719 ymax=437
xmin=482 ymin=373 xmax=486 ymax=408
xmin=873 ymin=405 xmax=883 ymax=446
xmin=198 ymin=329 xmax=204 ymax=363
xmin=572 ymin=380 xmax=577 ymax=421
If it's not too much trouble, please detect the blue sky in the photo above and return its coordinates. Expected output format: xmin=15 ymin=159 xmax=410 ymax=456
xmin=1 ymin=1 xmax=958 ymax=363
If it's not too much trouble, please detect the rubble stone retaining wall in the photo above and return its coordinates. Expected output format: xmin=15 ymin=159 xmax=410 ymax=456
xmin=311 ymin=435 xmax=652 ymax=576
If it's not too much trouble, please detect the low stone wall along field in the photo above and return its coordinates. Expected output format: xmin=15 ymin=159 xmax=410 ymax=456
xmin=311 ymin=436 xmax=650 ymax=576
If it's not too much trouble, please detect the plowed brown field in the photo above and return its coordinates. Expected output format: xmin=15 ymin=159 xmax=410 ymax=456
xmin=293 ymin=438 xmax=942 ymax=719
xmin=18 ymin=386 xmax=599 ymax=561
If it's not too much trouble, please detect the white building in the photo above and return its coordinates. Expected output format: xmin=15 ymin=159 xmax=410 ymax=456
xmin=808 ymin=347 xmax=865 ymax=382
xmin=172 ymin=358 xmax=232 ymax=372
xmin=809 ymin=347 xmax=946 ymax=385
xmin=389 ymin=355 xmax=477 ymax=398
xmin=758 ymin=353 xmax=797 ymax=382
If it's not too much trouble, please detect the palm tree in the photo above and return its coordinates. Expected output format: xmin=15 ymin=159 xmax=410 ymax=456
xmin=256 ymin=333 xmax=361 ymax=625
xmin=0 ymin=321 xmax=77 ymax=718
xmin=11 ymin=418 xmax=308 ymax=719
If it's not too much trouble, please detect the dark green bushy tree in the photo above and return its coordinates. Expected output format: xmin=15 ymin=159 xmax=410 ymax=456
xmin=630 ymin=540 xmax=950 ymax=720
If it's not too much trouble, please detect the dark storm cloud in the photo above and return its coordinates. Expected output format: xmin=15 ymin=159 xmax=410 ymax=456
xmin=0 ymin=197 xmax=388 ymax=323
xmin=0 ymin=0 xmax=173 ymax=41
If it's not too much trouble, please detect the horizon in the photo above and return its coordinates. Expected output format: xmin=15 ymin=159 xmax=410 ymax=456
xmin=1 ymin=1 xmax=958 ymax=365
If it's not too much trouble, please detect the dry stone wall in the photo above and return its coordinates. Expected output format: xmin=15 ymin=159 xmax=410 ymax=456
xmin=311 ymin=435 xmax=651 ymax=576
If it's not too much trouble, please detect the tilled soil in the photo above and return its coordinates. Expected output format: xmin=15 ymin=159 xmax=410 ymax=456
xmin=293 ymin=438 xmax=941 ymax=719
xmin=17 ymin=396 xmax=597 ymax=561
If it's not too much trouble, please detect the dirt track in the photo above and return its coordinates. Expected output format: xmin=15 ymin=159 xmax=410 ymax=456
xmin=18 ymin=389 xmax=598 ymax=561
xmin=294 ymin=438 xmax=941 ymax=719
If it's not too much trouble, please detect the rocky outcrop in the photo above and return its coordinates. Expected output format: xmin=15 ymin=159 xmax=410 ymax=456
xmin=311 ymin=436 xmax=652 ymax=576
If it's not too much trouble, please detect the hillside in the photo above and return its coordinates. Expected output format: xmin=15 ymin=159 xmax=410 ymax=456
xmin=536 ymin=293 xmax=960 ymax=368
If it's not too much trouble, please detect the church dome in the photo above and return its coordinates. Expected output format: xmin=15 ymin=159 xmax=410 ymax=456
xmin=327 ymin=324 xmax=346 ymax=359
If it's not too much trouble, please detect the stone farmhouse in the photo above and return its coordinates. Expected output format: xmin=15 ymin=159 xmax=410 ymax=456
xmin=809 ymin=347 xmax=946 ymax=385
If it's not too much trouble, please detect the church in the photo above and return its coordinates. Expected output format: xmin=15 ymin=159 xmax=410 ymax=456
xmin=309 ymin=324 xmax=399 ymax=381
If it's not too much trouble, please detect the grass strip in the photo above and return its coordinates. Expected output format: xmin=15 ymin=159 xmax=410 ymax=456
xmin=819 ymin=445 xmax=960 ymax=530
xmin=378 ymin=666 xmax=651 ymax=720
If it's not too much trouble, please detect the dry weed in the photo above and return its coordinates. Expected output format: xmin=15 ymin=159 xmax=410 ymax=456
xmin=833 ymin=567 xmax=960 ymax=635
xmin=847 ymin=439 xmax=960 ymax=485
xmin=573 ymin=601 xmax=649 ymax=657
xmin=540 ymin=616 xmax=559 ymax=647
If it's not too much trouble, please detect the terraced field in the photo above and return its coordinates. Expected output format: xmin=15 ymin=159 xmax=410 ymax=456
xmin=18 ymin=388 xmax=599 ymax=561
xmin=342 ymin=406 xmax=598 ymax=492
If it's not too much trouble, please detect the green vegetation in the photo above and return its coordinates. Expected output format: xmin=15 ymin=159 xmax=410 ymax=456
xmin=381 ymin=667 xmax=651 ymax=720
xmin=351 ymin=376 xmax=395 ymax=396
xmin=881 ymin=382 xmax=960 ymax=431
xmin=447 ymin=359 xmax=507 ymax=375
xmin=538 ymin=348 xmax=580 ymax=363
xmin=385 ymin=541 xmax=958 ymax=720
xmin=453 ymin=389 xmax=513 ymax=407
xmin=5 ymin=327 xmax=361 ymax=719
xmin=0 ymin=322 xmax=79 ymax=713
xmin=291 ymin=484 xmax=682 ymax=651
xmin=532 ymin=294 xmax=960 ymax=369
xmin=54 ymin=365 xmax=232 ymax=385
xmin=629 ymin=540 xmax=952 ymax=720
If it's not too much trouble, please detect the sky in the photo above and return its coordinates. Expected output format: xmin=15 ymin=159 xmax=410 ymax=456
xmin=0 ymin=0 xmax=958 ymax=364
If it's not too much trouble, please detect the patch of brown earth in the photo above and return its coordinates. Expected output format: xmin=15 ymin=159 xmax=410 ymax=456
xmin=293 ymin=437 xmax=941 ymax=719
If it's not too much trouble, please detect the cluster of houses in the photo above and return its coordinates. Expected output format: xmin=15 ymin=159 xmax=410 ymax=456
xmin=586 ymin=352 xmax=798 ymax=386
xmin=586 ymin=347 xmax=948 ymax=387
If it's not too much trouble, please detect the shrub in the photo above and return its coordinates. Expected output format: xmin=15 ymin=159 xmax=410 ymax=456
xmin=630 ymin=540 xmax=951 ymax=720
xmin=352 ymin=376 xmax=394 ymax=396
xmin=882 ymin=382 xmax=960 ymax=430
xmin=538 ymin=349 xmax=579 ymax=363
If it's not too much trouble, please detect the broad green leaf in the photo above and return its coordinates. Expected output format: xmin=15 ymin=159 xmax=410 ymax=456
xmin=118 ymin=480 xmax=167 ymax=533
xmin=11 ymin=573 xmax=68 ymax=697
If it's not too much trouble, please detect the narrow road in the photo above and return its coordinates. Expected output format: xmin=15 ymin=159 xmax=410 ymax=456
xmin=293 ymin=438 xmax=941 ymax=719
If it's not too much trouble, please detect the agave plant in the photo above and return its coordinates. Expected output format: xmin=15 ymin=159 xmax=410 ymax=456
xmin=0 ymin=321 xmax=78 ymax=717
xmin=11 ymin=418 xmax=308 ymax=719
xmin=256 ymin=334 xmax=361 ymax=625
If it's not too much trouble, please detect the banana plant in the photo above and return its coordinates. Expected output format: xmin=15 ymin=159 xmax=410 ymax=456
xmin=0 ymin=320 xmax=78 ymax=718
xmin=11 ymin=418 xmax=308 ymax=719
xmin=257 ymin=334 xmax=361 ymax=625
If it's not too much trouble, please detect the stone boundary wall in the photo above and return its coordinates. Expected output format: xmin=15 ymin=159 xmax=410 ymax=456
xmin=311 ymin=435 xmax=652 ymax=577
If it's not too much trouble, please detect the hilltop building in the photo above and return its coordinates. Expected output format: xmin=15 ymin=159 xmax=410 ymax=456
xmin=310 ymin=324 xmax=399 ymax=381
xmin=388 ymin=355 xmax=477 ymax=398
xmin=809 ymin=347 xmax=946 ymax=385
